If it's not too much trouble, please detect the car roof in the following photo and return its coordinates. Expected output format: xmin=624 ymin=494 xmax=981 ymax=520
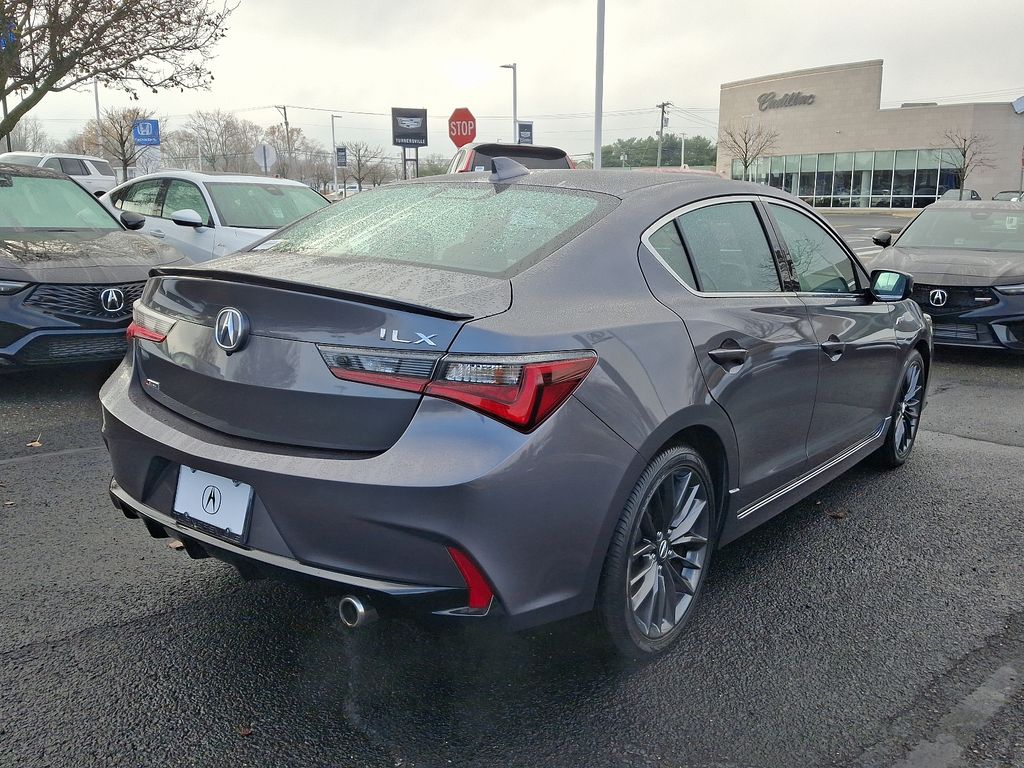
xmin=112 ymin=169 xmax=313 ymax=187
xmin=408 ymin=168 xmax=768 ymax=201
xmin=924 ymin=200 xmax=1024 ymax=211
xmin=0 ymin=162 xmax=67 ymax=180
xmin=0 ymin=151 xmax=110 ymax=163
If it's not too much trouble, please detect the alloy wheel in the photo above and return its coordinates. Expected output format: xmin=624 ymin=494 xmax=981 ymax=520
xmin=894 ymin=362 xmax=923 ymax=457
xmin=627 ymin=469 xmax=710 ymax=638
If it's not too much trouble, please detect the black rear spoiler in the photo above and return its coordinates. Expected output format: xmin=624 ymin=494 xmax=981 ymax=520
xmin=149 ymin=266 xmax=474 ymax=321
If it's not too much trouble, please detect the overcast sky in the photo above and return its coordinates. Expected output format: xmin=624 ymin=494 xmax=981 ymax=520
xmin=21 ymin=0 xmax=1024 ymax=159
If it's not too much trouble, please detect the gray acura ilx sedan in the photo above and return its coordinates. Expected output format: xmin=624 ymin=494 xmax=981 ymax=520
xmin=101 ymin=164 xmax=931 ymax=656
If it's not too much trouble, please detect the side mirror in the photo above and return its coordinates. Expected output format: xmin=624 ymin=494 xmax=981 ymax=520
xmin=120 ymin=211 xmax=146 ymax=231
xmin=871 ymin=230 xmax=892 ymax=247
xmin=169 ymin=208 xmax=208 ymax=228
xmin=869 ymin=269 xmax=914 ymax=302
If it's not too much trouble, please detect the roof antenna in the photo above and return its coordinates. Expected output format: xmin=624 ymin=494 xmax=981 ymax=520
xmin=489 ymin=156 xmax=530 ymax=183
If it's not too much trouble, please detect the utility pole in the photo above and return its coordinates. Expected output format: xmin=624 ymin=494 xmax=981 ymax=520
xmin=275 ymin=105 xmax=293 ymax=177
xmin=655 ymin=101 xmax=672 ymax=167
xmin=93 ymin=80 xmax=102 ymax=154
xmin=680 ymin=132 xmax=687 ymax=169
xmin=593 ymin=0 xmax=605 ymax=169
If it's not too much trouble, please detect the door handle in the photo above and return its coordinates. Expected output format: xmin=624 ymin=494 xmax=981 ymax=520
xmin=151 ymin=230 xmax=165 ymax=239
xmin=708 ymin=345 xmax=749 ymax=366
xmin=820 ymin=335 xmax=846 ymax=359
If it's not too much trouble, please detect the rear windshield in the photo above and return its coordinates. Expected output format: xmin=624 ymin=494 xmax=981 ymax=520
xmin=263 ymin=182 xmax=613 ymax=277
xmin=897 ymin=208 xmax=1024 ymax=253
xmin=0 ymin=173 xmax=120 ymax=231
xmin=206 ymin=182 xmax=328 ymax=229
xmin=0 ymin=153 xmax=42 ymax=167
xmin=470 ymin=148 xmax=571 ymax=171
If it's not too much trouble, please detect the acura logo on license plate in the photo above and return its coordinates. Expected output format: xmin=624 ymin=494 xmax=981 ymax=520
xmin=928 ymin=289 xmax=948 ymax=307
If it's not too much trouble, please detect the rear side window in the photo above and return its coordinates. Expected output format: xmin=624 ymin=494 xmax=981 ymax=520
xmin=120 ymin=180 xmax=164 ymax=217
xmin=90 ymin=160 xmax=115 ymax=177
xmin=768 ymin=203 xmax=858 ymax=293
xmin=58 ymin=158 xmax=90 ymax=176
xmin=677 ymin=202 xmax=781 ymax=292
xmin=265 ymin=183 xmax=614 ymax=277
xmin=648 ymin=220 xmax=697 ymax=289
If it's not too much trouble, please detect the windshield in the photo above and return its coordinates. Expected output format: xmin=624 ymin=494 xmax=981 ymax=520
xmin=205 ymin=182 xmax=328 ymax=229
xmin=0 ymin=173 xmax=120 ymax=231
xmin=262 ymin=182 xmax=612 ymax=277
xmin=897 ymin=208 xmax=1024 ymax=253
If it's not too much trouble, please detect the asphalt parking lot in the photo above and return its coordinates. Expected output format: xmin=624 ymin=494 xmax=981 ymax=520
xmin=2 ymin=213 xmax=1022 ymax=768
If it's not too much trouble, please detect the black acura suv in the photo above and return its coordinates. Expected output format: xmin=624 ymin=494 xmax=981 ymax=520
xmin=0 ymin=163 xmax=185 ymax=370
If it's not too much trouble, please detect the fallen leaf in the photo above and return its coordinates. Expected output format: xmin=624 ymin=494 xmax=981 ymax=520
xmin=827 ymin=509 xmax=848 ymax=520
xmin=236 ymin=724 xmax=253 ymax=737
xmin=26 ymin=435 xmax=42 ymax=448
xmin=2 ymin=501 xmax=14 ymax=507
xmin=167 ymin=540 xmax=185 ymax=551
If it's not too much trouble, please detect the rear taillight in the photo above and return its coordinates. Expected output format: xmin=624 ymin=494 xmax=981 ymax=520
xmin=126 ymin=302 xmax=175 ymax=343
xmin=316 ymin=345 xmax=597 ymax=432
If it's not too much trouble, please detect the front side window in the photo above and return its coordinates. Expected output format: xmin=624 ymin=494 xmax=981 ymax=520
xmin=769 ymin=203 xmax=858 ymax=293
xmin=676 ymin=202 xmax=781 ymax=292
xmin=58 ymin=158 xmax=90 ymax=176
xmin=162 ymin=180 xmax=213 ymax=225
xmin=206 ymin=182 xmax=328 ymax=229
xmin=120 ymin=180 xmax=164 ymax=217
xmin=0 ymin=173 xmax=120 ymax=230
xmin=264 ymin=183 xmax=613 ymax=277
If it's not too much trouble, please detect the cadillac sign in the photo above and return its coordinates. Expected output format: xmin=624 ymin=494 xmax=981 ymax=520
xmin=758 ymin=91 xmax=816 ymax=111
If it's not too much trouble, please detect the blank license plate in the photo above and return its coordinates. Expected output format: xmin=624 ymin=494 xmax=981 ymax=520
xmin=173 ymin=466 xmax=253 ymax=540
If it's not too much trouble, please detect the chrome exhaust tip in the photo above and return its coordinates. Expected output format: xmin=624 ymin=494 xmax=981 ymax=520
xmin=338 ymin=595 xmax=377 ymax=628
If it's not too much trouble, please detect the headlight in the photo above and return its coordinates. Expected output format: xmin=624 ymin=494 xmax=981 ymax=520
xmin=994 ymin=284 xmax=1024 ymax=296
xmin=0 ymin=280 xmax=29 ymax=295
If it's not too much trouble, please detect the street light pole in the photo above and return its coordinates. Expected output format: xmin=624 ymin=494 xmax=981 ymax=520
xmin=93 ymin=79 xmax=102 ymax=154
xmin=593 ymin=0 xmax=605 ymax=169
xmin=680 ymin=132 xmax=687 ymax=169
xmin=500 ymin=63 xmax=517 ymax=143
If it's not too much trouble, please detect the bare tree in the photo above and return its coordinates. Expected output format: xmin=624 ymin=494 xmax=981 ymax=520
xmin=0 ymin=1 xmax=235 ymax=142
xmin=342 ymin=141 xmax=384 ymax=191
xmin=367 ymin=159 xmax=395 ymax=187
xmin=718 ymin=121 xmax=779 ymax=181
xmin=9 ymin=115 xmax=51 ymax=151
xmin=417 ymin=153 xmax=452 ymax=177
xmin=94 ymin=106 xmax=155 ymax=179
xmin=942 ymin=129 xmax=993 ymax=200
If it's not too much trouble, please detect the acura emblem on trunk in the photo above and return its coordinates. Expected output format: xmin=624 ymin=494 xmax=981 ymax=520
xmin=929 ymin=289 xmax=949 ymax=307
xmin=99 ymin=287 xmax=125 ymax=313
xmin=215 ymin=307 xmax=249 ymax=353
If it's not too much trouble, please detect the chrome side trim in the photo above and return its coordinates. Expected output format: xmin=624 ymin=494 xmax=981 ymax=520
xmin=736 ymin=418 xmax=890 ymax=520
xmin=109 ymin=482 xmax=450 ymax=596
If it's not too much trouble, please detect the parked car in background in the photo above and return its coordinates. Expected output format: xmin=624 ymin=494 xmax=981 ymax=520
xmin=101 ymin=171 xmax=330 ymax=263
xmin=446 ymin=143 xmax=576 ymax=173
xmin=871 ymin=200 xmax=1024 ymax=352
xmin=101 ymin=167 xmax=929 ymax=657
xmin=0 ymin=151 xmax=118 ymax=196
xmin=0 ymin=163 xmax=187 ymax=370
xmin=992 ymin=190 xmax=1022 ymax=201
xmin=940 ymin=188 xmax=982 ymax=201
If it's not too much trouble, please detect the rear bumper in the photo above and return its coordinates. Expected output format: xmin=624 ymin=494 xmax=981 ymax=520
xmin=100 ymin=359 xmax=639 ymax=630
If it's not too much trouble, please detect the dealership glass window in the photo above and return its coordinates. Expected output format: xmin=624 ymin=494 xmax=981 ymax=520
xmin=891 ymin=149 xmax=917 ymax=208
xmin=731 ymin=159 xmax=743 ymax=180
xmin=754 ymin=156 xmax=769 ymax=185
xmin=833 ymin=153 xmax=854 ymax=207
xmin=784 ymin=155 xmax=800 ymax=195
xmin=872 ymin=150 xmax=895 ymax=207
xmin=939 ymin=149 xmax=963 ymax=193
xmin=798 ymin=155 xmax=816 ymax=200
xmin=814 ymin=153 xmax=835 ymax=206
xmin=914 ymin=149 xmax=941 ymax=207
xmin=851 ymin=152 xmax=873 ymax=207
xmin=769 ymin=156 xmax=784 ymax=188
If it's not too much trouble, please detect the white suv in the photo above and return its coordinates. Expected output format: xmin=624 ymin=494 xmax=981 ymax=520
xmin=0 ymin=151 xmax=118 ymax=196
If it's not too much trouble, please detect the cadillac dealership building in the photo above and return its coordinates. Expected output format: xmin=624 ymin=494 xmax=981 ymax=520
xmin=716 ymin=60 xmax=1024 ymax=207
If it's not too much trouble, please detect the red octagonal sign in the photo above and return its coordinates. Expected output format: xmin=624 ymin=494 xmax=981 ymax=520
xmin=448 ymin=107 xmax=477 ymax=148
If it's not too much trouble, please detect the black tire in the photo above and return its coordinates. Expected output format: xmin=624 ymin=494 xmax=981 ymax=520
xmin=596 ymin=444 xmax=717 ymax=658
xmin=873 ymin=350 xmax=926 ymax=469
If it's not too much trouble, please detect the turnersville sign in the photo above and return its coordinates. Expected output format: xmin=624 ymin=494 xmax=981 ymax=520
xmin=392 ymin=107 xmax=428 ymax=147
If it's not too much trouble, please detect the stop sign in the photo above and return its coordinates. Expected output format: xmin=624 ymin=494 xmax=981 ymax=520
xmin=448 ymin=107 xmax=477 ymax=148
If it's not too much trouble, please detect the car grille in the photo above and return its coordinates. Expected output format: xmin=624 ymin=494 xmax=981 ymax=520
xmin=23 ymin=282 xmax=145 ymax=320
xmin=932 ymin=323 xmax=996 ymax=345
xmin=912 ymin=284 xmax=996 ymax=315
xmin=14 ymin=333 xmax=128 ymax=365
